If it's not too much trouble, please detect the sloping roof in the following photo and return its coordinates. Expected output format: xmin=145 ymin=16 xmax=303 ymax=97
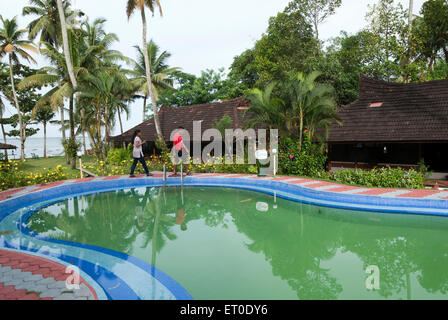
xmin=111 ymin=97 xmax=250 ymax=143
xmin=328 ymin=75 xmax=448 ymax=143
xmin=0 ymin=143 xmax=17 ymax=150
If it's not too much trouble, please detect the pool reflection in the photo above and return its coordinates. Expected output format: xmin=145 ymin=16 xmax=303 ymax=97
xmin=26 ymin=186 xmax=448 ymax=300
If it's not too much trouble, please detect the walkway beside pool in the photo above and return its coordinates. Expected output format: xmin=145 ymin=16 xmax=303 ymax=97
xmin=1 ymin=173 xmax=448 ymax=202
xmin=0 ymin=248 xmax=98 ymax=300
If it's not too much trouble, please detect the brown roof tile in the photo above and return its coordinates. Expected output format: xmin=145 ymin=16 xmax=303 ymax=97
xmin=328 ymin=75 xmax=448 ymax=143
xmin=111 ymin=97 xmax=250 ymax=143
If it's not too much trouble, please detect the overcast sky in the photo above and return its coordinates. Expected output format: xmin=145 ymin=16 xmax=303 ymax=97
xmin=0 ymin=0 xmax=426 ymax=138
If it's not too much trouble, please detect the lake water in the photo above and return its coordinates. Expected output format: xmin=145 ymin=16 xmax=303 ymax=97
xmin=2 ymin=137 xmax=91 ymax=159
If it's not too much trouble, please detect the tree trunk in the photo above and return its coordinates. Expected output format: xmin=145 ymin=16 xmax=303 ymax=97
xmin=8 ymin=54 xmax=25 ymax=160
xmin=56 ymin=0 xmax=77 ymax=89
xmin=142 ymin=95 xmax=147 ymax=122
xmin=80 ymin=108 xmax=87 ymax=155
xmin=60 ymin=107 xmax=69 ymax=164
xmin=82 ymin=130 xmax=87 ymax=155
xmin=299 ymin=108 xmax=304 ymax=149
xmin=118 ymin=108 xmax=126 ymax=149
xmin=43 ymin=121 xmax=47 ymax=158
xmin=69 ymin=95 xmax=76 ymax=169
xmin=0 ymin=106 xmax=7 ymax=161
xmin=141 ymin=9 xmax=163 ymax=143
xmin=104 ymin=103 xmax=110 ymax=158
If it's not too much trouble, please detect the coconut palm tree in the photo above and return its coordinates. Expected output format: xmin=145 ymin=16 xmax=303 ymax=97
xmin=129 ymin=40 xmax=179 ymax=121
xmin=126 ymin=0 xmax=165 ymax=145
xmin=0 ymin=15 xmax=38 ymax=160
xmin=76 ymin=69 xmax=122 ymax=158
xmin=34 ymin=105 xmax=55 ymax=158
xmin=56 ymin=0 xmax=80 ymax=167
xmin=23 ymin=0 xmax=72 ymax=46
xmin=56 ymin=0 xmax=77 ymax=90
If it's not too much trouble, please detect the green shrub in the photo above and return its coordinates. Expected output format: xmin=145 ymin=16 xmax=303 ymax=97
xmin=331 ymin=167 xmax=425 ymax=189
xmin=107 ymin=148 xmax=132 ymax=165
xmin=278 ymin=132 xmax=327 ymax=177
xmin=0 ymin=160 xmax=74 ymax=192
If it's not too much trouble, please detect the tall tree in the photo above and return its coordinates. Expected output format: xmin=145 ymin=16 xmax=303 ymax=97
xmin=56 ymin=0 xmax=78 ymax=167
xmin=129 ymin=40 xmax=179 ymax=121
xmin=0 ymin=16 xmax=37 ymax=160
xmin=285 ymin=0 xmax=342 ymax=44
xmin=285 ymin=71 xmax=339 ymax=147
xmin=418 ymin=0 xmax=448 ymax=65
xmin=34 ymin=105 xmax=55 ymax=158
xmin=23 ymin=0 xmax=74 ymax=46
xmin=126 ymin=0 xmax=164 ymax=147
xmin=229 ymin=10 xmax=316 ymax=87
xmin=364 ymin=0 xmax=409 ymax=81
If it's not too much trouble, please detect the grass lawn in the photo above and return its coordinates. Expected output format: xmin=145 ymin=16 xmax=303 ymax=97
xmin=17 ymin=155 xmax=97 ymax=176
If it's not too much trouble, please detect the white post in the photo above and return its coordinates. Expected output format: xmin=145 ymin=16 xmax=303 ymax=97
xmin=77 ymin=151 xmax=83 ymax=179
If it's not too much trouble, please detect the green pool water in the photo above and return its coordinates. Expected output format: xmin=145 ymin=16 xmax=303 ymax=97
xmin=27 ymin=186 xmax=448 ymax=300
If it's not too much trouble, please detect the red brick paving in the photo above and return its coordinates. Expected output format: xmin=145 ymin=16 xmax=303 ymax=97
xmin=0 ymin=283 xmax=53 ymax=300
xmin=0 ymin=187 xmax=27 ymax=201
xmin=356 ymin=188 xmax=400 ymax=195
xmin=29 ymin=181 xmax=66 ymax=194
xmin=397 ymin=190 xmax=441 ymax=198
xmin=305 ymin=181 xmax=339 ymax=189
xmin=0 ymin=249 xmax=98 ymax=300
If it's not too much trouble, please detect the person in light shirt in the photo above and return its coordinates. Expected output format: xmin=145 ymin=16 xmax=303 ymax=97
xmin=130 ymin=129 xmax=152 ymax=177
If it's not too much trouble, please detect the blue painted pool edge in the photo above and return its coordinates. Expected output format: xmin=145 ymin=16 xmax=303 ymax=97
xmin=1 ymin=176 xmax=447 ymax=219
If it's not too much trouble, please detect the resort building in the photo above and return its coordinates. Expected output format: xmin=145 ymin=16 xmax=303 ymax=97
xmin=110 ymin=97 xmax=250 ymax=155
xmin=112 ymin=76 xmax=447 ymax=181
xmin=327 ymin=76 xmax=448 ymax=180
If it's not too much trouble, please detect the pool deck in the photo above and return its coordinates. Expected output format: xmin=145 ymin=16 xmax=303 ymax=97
xmin=1 ymin=173 xmax=447 ymax=203
xmin=0 ymin=173 xmax=447 ymax=300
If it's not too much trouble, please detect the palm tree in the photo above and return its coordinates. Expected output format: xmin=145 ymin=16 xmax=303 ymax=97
xmin=0 ymin=15 xmax=38 ymax=160
xmin=244 ymin=82 xmax=287 ymax=133
xmin=285 ymin=71 xmax=339 ymax=148
xmin=34 ymin=105 xmax=55 ymax=158
xmin=126 ymin=0 xmax=165 ymax=146
xmin=23 ymin=0 xmax=65 ymax=46
xmin=129 ymin=40 xmax=179 ymax=121
xmin=78 ymin=69 xmax=131 ymax=158
xmin=56 ymin=0 xmax=77 ymax=90
xmin=56 ymin=0 xmax=79 ymax=167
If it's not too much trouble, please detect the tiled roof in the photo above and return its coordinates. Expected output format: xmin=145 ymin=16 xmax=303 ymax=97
xmin=0 ymin=143 xmax=16 ymax=150
xmin=111 ymin=97 xmax=250 ymax=143
xmin=328 ymin=75 xmax=448 ymax=143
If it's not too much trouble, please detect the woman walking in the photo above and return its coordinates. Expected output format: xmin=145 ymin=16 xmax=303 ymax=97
xmin=130 ymin=130 xmax=152 ymax=177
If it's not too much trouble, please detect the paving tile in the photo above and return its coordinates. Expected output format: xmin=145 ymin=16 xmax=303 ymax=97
xmin=39 ymin=288 xmax=64 ymax=298
xmin=53 ymin=293 xmax=77 ymax=300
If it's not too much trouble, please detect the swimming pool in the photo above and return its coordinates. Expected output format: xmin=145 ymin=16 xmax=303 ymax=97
xmin=6 ymin=185 xmax=448 ymax=300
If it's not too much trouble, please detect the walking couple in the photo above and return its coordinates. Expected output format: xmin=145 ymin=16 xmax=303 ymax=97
xmin=129 ymin=128 xmax=191 ymax=177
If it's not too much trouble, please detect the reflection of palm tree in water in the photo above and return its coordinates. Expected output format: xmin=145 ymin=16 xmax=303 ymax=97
xmin=27 ymin=190 xmax=143 ymax=254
